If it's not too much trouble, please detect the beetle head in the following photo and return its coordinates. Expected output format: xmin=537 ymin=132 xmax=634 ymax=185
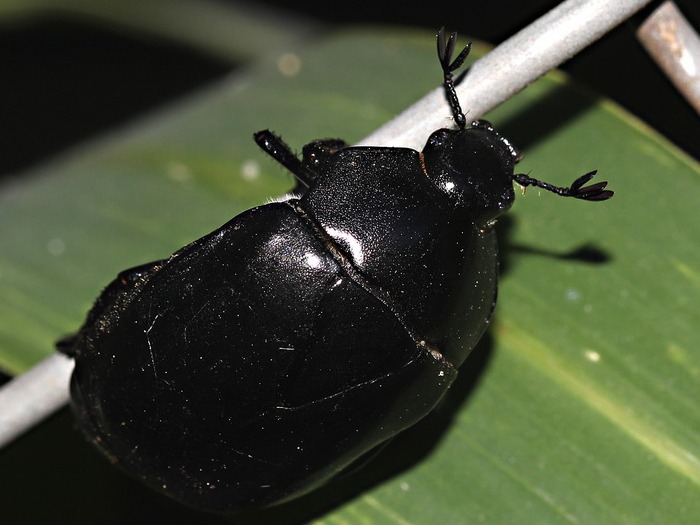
xmin=421 ymin=119 xmax=518 ymax=223
xmin=431 ymin=28 xmax=613 ymax=215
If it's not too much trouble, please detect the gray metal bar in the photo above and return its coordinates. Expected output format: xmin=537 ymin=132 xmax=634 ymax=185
xmin=637 ymin=1 xmax=700 ymax=114
xmin=0 ymin=353 xmax=73 ymax=447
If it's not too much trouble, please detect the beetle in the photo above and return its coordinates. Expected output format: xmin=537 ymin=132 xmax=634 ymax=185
xmin=57 ymin=28 xmax=612 ymax=513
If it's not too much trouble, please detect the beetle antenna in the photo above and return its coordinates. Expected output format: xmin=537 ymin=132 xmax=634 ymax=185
xmin=512 ymin=170 xmax=614 ymax=201
xmin=437 ymin=27 xmax=471 ymax=130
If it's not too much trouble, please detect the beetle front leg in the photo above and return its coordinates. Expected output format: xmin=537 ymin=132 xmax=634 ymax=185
xmin=254 ymin=130 xmax=319 ymax=189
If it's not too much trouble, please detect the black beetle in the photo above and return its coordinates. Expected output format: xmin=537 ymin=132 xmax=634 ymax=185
xmin=58 ymin=29 xmax=612 ymax=512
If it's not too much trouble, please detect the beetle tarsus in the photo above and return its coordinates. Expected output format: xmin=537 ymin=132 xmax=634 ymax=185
xmin=512 ymin=171 xmax=614 ymax=201
xmin=437 ymin=27 xmax=471 ymax=130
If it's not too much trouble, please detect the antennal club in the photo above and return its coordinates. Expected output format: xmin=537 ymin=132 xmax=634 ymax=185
xmin=513 ymin=171 xmax=614 ymax=201
xmin=437 ymin=27 xmax=471 ymax=130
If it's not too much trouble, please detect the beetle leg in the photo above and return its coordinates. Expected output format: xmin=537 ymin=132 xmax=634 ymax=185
xmin=254 ymin=130 xmax=319 ymax=189
xmin=437 ymin=27 xmax=471 ymax=130
xmin=512 ymin=171 xmax=614 ymax=201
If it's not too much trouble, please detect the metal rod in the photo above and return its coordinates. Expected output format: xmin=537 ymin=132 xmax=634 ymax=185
xmin=637 ymin=1 xmax=700 ymax=114
xmin=0 ymin=353 xmax=73 ymax=447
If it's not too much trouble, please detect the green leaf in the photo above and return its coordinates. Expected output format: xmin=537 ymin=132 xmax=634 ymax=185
xmin=1 ymin=28 xmax=699 ymax=523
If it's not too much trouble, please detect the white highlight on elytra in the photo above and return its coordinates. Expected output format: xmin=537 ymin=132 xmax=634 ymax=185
xmin=304 ymin=253 xmax=322 ymax=269
xmin=145 ymin=313 xmax=162 ymax=378
xmin=326 ymin=227 xmax=364 ymax=265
